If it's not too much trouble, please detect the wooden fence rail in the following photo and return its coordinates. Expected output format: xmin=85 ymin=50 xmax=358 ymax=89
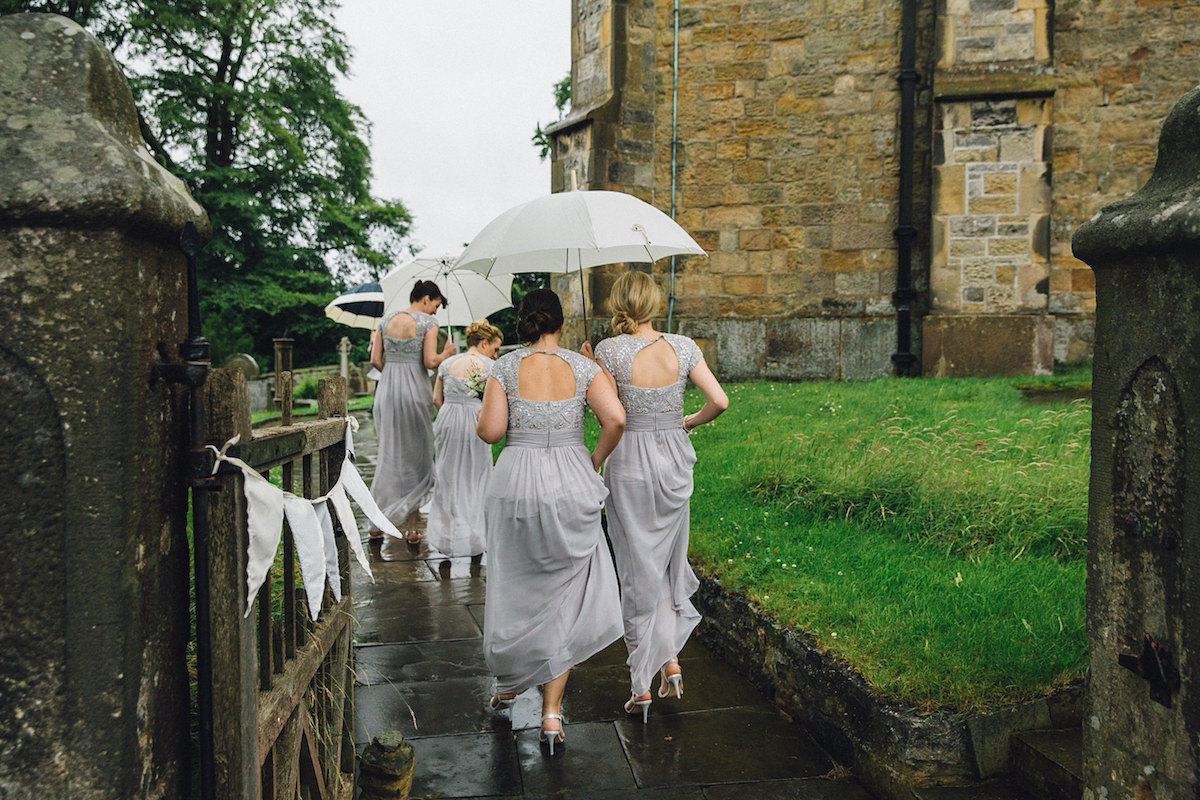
xmin=204 ymin=367 xmax=355 ymax=799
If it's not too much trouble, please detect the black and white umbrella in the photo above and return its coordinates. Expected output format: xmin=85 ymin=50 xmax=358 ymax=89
xmin=323 ymin=281 xmax=385 ymax=330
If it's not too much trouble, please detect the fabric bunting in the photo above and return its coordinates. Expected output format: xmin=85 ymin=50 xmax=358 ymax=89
xmin=208 ymin=418 xmax=391 ymax=622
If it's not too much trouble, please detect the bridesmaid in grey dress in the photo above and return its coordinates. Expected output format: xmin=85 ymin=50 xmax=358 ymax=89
xmin=369 ymin=280 xmax=457 ymax=551
xmin=426 ymin=320 xmax=503 ymax=558
xmin=477 ymin=289 xmax=626 ymax=755
xmin=590 ymin=271 xmax=728 ymax=723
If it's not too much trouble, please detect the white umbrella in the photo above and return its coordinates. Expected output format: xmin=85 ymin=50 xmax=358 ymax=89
xmin=380 ymin=253 xmax=513 ymax=328
xmin=323 ymin=281 xmax=385 ymax=330
xmin=451 ymin=190 xmax=706 ymax=331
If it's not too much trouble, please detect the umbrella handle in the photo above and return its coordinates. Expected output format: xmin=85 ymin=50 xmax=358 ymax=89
xmin=577 ymin=250 xmax=588 ymax=346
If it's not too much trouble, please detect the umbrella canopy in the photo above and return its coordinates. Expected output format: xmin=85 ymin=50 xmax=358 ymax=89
xmin=380 ymin=254 xmax=513 ymax=328
xmin=452 ymin=190 xmax=706 ymax=276
xmin=323 ymin=281 xmax=385 ymax=330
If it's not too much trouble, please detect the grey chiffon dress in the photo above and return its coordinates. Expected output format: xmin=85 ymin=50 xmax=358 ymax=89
xmin=482 ymin=348 xmax=623 ymax=694
xmin=426 ymin=353 xmax=494 ymax=557
xmin=594 ymin=333 xmax=703 ymax=697
xmin=370 ymin=310 xmax=438 ymax=531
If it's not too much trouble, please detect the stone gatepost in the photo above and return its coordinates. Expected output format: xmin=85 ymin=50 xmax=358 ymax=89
xmin=339 ymin=335 xmax=352 ymax=381
xmin=0 ymin=13 xmax=209 ymax=799
xmin=1072 ymin=85 xmax=1200 ymax=799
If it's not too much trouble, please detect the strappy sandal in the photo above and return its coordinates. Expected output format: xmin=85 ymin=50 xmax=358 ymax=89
xmin=658 ymin=659 xmax=683 ymax=699
xmin=624 ymin=691 xmax=652 ymax=724
xmin=405 ymin=530 xmax=423 ymax=545
xmin=539 ymin=713 xmax=565 ymax=756
xmin=488 ymin=692 xmax=517 ymax=711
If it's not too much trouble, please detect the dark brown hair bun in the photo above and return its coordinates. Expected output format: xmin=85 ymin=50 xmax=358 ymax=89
xmin=516 ymin=289 xmax=565 ymax=343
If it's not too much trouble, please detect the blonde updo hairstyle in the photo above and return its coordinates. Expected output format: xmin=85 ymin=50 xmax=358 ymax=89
xmin=465 ymin=320 xmax=504 ymax=348
xmin=609 ymin=271 xmax=662 ymax=335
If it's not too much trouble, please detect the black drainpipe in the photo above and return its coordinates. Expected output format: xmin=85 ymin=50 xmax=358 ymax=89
xmin=892 ymin=0 xmax=920 ymax=376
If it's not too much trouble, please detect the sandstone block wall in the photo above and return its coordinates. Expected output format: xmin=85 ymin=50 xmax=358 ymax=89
xmin=552 ymin=0 xmax=935 ymax=379
xmin=1051 ymin=0 xmax=1200 ymax=362
xmin=551 ymin=0 xmax=1195 ymax=378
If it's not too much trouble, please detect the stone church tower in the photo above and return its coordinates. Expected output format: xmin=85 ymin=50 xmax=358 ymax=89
xmin=548 ymin=0 xmax=1195 ymax=379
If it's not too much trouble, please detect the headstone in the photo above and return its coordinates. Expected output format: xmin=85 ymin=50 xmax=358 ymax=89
xmin=0 ymin=13 xmax=209 ymax=798
xmin=1072 ymin=83 xmax=1200 ymax=800
xmin=221 ymin=352 xmax=260 ymax=381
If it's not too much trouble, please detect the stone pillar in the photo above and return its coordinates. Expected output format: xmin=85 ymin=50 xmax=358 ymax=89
xmin=339 ymin=336 xmax=352 ymax=381
xmin=1072 ymin=85 xmax=1200 ymax=800
xmin=272 ymin=335 xmax=294 ymax=409
xmin=0 ymin=13 xmax=209 ymax=799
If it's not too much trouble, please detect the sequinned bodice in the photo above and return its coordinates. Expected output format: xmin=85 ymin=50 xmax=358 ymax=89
xmin=379 ymin=310 xmax=438 ymax=362
xmin=594 ymin=333 xmax=702 ymax=416
xmin=439 ymin=353 xmax=494 ymax=397
xmin=490 ymin=348 xmax=600 ymax=432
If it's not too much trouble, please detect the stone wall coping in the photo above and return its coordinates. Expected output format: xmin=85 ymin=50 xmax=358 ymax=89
xmin=1073 ymin=83 xmax=1200 ymax=263
xmin=545 ymin=93 xmax=616 ymax=137
xmin=0 ymin=13 xmax=209 ymax=237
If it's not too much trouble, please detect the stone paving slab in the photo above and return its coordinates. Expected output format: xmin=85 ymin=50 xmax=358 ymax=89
xmin=562 ymin=655 xmax=769 ymax=722
xmin=514 ymin=722 xmax=637 ymax=796
xmin=354 ymin=600 xmax=482 ymax=646
xmin=702 ymin=777 xmax=874 ymax=799
xmin=406 ymin=731 xmax=523 ymax=798
xmin=911 ymin=782 xmax=1032 ymax=800
xmin=616 ymin=706 xmax=833 ymax=788
xmin=355 ymin=676 xmax=507 ymax=741
xmin=355 ymin=639 xmax=491 ymax=686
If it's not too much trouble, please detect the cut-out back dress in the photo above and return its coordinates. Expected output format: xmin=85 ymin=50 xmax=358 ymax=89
xmin=370 ymin=310 xmax=438 ymax=532
xmin=482 ymin=348 xmax=622 ymax=694
xmin=426 ymin=352 xmax=494 ymax=557
xmin=594 ymin=333 xmax=703 ymax=697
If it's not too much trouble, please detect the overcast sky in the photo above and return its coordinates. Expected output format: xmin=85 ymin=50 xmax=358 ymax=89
xmin=334 ymin=1 xmax=570 ymax=260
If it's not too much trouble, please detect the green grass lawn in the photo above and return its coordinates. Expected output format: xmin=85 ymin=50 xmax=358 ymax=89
xmin=672 ymin=369 xmax=1090 ymax=713
xmin=251 ymin=393 xmax=374 ymax=426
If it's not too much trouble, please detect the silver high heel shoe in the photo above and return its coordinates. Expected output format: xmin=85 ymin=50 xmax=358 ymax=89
xmin=624 ymin=692 xmax=652 ymax=724
xmin=488 ymin=692 xmax=516 ymax=711
xmin=540 ymin=713 xmax=565 ymax=755
xmin=658 ymin=660 xmax=683 ymax=699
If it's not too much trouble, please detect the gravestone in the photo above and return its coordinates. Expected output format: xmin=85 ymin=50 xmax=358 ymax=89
xmin=221 ymin=352 xmax=260 ymax=381
xmin=1072 ymin=84 xmax=1200 ymax=799
xmin=0 ymin=13 xmax=209 ymax=798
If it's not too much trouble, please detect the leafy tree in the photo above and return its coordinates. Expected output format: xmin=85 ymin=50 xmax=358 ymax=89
xmin=1 ymin=0 xmax=414 ymax=367
xmin=531 ymin=72 xmax=571 ymax=161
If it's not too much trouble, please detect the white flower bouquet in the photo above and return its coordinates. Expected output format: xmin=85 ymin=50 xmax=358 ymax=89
xmin=465 ymin=370 xmax=488 ymax=399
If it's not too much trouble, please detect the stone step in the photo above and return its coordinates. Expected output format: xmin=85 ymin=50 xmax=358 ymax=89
xmin=1010 ymin=728 xmax=1083 ymax=800
xmin=911 ymin=779 xmax=1033 ymax=799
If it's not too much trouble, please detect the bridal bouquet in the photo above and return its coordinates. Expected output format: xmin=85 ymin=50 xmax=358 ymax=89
xmin=465 ymin=370 xmax=488 ymax=399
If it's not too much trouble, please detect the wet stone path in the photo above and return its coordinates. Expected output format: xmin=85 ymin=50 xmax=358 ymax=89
xmin=350 ymin=410 xmax=874 ymax=799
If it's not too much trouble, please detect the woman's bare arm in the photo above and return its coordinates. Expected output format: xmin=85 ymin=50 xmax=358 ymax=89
xmin=683 ymin=358 xmax=728 ymax=431
xmin=423 ymin=326 xmax=457 ymax=369
xmin=476 ymin=376 xmax=508 ymax=444
xmin=586 ymin=373 xmax=626 ymax=471
xmin=369 ymin=330 xmax=383 ymax=371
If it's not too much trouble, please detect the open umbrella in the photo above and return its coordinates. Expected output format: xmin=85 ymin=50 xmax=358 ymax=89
xmin=451 ymin=190 xmax=706 ymax=331
xmin=324 ymin=281 xmax=385 ymax=330
xmin=380 ymin=253 xmax=513 ymax=328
